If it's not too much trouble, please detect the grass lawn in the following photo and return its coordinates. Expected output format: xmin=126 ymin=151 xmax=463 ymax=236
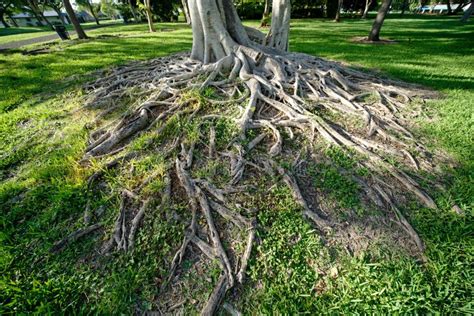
xmin=0 ymin=20 xmax=122 ymax=45
xmin=0 ymin=16 xmax=473 ymax=314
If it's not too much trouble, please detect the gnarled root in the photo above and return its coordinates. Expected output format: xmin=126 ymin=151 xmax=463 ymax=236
xmin=76 ymin=46 xmax=442 ymax=312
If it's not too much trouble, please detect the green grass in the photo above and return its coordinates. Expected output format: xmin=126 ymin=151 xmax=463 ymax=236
xmin=0 ymin=20 xmax=121 ymax=45
xmin=1 ymin=16 xmax=473 ymax=314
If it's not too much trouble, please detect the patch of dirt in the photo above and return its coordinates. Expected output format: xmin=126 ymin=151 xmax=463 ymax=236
xmin=350 ymin=36 xmax=399 ymax=44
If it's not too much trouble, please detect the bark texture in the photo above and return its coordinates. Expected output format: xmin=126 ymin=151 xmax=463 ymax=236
xmin=63 ymin=0 xmax=88 ymax=39
xmin=181 ymin=0 xmax=191 ymax=24
xmin=335 ymin=0 xmax=343 ymax=22
xmin=266 ymin=0 xmax=291 ymax=51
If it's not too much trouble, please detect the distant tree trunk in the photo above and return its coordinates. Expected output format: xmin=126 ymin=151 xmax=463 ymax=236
xmin=266 ymin=0 xmax=290 ymax=51
xmin=38 ymin=9 xmax=55 ymax=29
xmin=368 ymin=0 xmax=392 ymax=41
xmin=7 ymin=12 xmax=19 ymax=26
xmin=144 ymin=0 xmax=155 ymax=32
xmin=128 ymin=0 xmax=139 ymax=22
xmin=460 ymin=0 xmax=473 ymax=21
xmin=362 ymin=0 xmax=373 ymax=18
xmin=87 ymin=0 xmax=100 ymax=25
xmin=260 ymin=0 xmax=271 ymax=27
xmin=26 ymin=0 xmax=54 ymax=29
xmin=52 ymin=6 xmax=67 ymax=25
xmin=26 ymin=1 xmax=46 ymax=26
xmin=446 ymin=1 xmax=452 ymax=14
xmin=335 ymin=0 xmax=343 ymax=21
xmin=0 ymin=10 xmax=10 ymax=27
xmin=401 ymin=0 xmax=409 ymax=15
xmin=181 ymin=0 xmax=191 ymax=24
xmin=453 ymin=0 xmax=466 ymax=13
xmin=63 ymin=0 xmax=88 ymax=39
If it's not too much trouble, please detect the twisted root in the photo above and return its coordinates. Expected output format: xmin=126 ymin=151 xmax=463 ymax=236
xmin=77 ymin=47 xmax=441 ymax=313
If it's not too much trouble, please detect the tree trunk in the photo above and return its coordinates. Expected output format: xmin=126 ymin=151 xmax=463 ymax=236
xmin=26 ymin=1 xmax=47 ymax=26
xmin=335 ymin=0 xmax=343 ymax=21
xmin=460 ymin=0 xmax=473 ymax=21
xmin=260 ymin=0 xmax=271 ymax=27
xmin=446 ymin=1 xmax=452 ymax=14
xmin=368 ymin=0 xmax=392 ymax=41
xmin=29 ymin=0 xmax=55 ymax=29
xmin=0 ymin=9 xmax=10 ymax=27
xmin=266 ymin=0 xmax=291 ymax=51
xmin=6 ymin=12 xmax=18 ymax=26
xmin=39 ymin=11 xmax=54 ymax=29
xmin=401 ymin=0 xmax=408 ymax=15
xmin=453 ymin=0 xmax=466 ymax=13
xmin=189 ymin=0 xmax=252 ymax=63
xmin=63 ymin=0 xmax=88 ymax=39
xmin=362 ymin=0 xmax=372 ymax=18
xmin=144 ymin=0 xmax=155 ymax=32
xmin=181 ymin=0 xmax=191 ymax=24
xmin=87 ymin=1 xmax=100 ymax=25
xmin=128 ymin=0 xmax=140 ymax=22
xmin=52 ymin=6 xmax=67 ymax=25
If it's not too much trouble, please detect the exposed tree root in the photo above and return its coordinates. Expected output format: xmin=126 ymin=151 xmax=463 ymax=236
xmin=73 ymin=48 xmax=442 ymax=313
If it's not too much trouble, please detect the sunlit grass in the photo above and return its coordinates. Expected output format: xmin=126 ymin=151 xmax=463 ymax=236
xmin=0 ymin=16 xmax=472 ymax=314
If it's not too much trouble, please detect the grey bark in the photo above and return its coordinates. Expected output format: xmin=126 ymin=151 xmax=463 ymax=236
xmin=335 ymin=0 xmax=343 ymax=21
xmin=362 ymin=0 xmax=372 ymax=18
xmin=368 ymin=0 xmax=392 ymax=41
xmin=261 ymin=0 xmax=270 ymax=27
xmin=144 ymin=0 xmax=155 ymax=32
xmin=181 ymin=0 xmax=191 ymax=24
xmin=267 ymin=0 xmax=291 ymax=51
xmin=63 ymin=0 xmax=88 ymax=39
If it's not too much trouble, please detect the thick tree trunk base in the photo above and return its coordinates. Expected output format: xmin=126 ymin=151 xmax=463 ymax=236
xmin=70 ymin=48 xmax=443 ymax=313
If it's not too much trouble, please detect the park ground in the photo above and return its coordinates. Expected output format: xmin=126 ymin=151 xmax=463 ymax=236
xmin=0 ymin=15 xmax=473 ymax=313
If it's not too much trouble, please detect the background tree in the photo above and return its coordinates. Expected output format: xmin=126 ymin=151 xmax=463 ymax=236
xmin=260 ymin=0 xmax=271 ymax=26
xmin=334 ymin=0 xmax=343 ymax=21
xmin=139 ymin=0 xmax=155 ymax=32
xmin=22 ymin=0 xmax=54 ymax=28
xmin=100 ymin=0 xmax=118 ymax=19
xmin=181 ymin=0 xmax=190 ymax=24
xmin=0 ymin=0 xmax=13 ymax=27
xmin=45 ymin=0 xmax=66 ymax=25
xmin=76 ymin=0 xmax=100 ymax=25
xmin=62 ymin=0 xmax=87 ymax=38
xmin=368 ymin=0 xmax=392 ymax=41
xmin=362 ymin=0 xmax=374 ymax=18
xmin=460 ymin=0 xmax=473 ymax=21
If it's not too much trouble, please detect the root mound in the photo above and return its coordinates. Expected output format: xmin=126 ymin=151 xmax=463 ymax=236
xmin=75 ymin=49 xmax=441 ymax=313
